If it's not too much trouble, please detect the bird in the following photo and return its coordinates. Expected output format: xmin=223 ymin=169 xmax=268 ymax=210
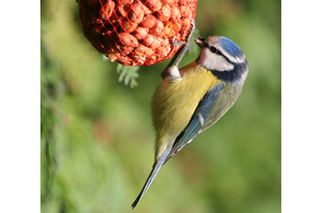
xmin=131 ymin=35 xmax=249 ymax=208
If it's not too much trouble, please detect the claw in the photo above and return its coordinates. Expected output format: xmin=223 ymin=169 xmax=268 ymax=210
xmin=161 ymin=20 xmax=196 ymax=80
xmin=172 ymin=37 xmax=186 ymax=47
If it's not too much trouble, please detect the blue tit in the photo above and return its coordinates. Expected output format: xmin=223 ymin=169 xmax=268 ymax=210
xmin=131 ymin=35 xmax=249 ymax=208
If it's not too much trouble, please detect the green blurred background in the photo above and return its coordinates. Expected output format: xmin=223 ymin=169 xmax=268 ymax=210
xmin=41 ymin=0 xmax=280 ymax=212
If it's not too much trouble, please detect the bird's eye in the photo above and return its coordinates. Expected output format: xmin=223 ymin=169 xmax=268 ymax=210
xmin=209 ymin=46 xmax=222 ymax=55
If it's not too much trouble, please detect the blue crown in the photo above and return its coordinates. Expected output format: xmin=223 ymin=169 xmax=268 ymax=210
xmin=218 ymin=37 xmax=243 ymax=59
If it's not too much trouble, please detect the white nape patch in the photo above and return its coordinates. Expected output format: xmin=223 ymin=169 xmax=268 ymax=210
xmin=198 ymin=48 xmax=234 ymax=71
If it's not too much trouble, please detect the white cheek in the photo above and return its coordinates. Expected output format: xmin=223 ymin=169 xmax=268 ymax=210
xmin=199 ymin=49 xmax=234 ymax=71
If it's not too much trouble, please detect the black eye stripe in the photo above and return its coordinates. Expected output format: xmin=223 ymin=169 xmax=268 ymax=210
xmin=209 ymin=46 xmax=223 ymax=55
xmin=203 ymin=44 xmax=234 ymax=64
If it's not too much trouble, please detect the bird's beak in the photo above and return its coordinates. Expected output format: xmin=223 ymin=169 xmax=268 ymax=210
xmin=195 ymin=37 xmax=205 ymax=47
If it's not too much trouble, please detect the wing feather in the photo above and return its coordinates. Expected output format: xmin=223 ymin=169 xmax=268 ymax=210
xmin=166 ymin=82 xmax=225 ymax=160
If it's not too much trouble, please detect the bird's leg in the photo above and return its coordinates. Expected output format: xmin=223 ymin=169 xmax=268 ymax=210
xmin=161 ymin=20 xmax=196 ymax=81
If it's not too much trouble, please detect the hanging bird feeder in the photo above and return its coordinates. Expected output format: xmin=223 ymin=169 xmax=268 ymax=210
xmin=78 ymin=0 xmax=198 ymax=66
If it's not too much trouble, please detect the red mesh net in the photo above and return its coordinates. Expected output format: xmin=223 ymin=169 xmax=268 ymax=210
xmin=78 ymin=0 xmax=198 ymax=66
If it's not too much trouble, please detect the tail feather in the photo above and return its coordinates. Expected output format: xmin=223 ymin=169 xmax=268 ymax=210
xmin=131 ymin=147 xmax=171 ymax=209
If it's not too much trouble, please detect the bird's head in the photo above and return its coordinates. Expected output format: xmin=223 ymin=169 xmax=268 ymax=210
xmin=195 ymin=36 xmax=247 ymax=75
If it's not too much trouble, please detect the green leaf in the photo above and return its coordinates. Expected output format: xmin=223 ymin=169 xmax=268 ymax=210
xmin=116 ymin=64 xmax=140 ymax=88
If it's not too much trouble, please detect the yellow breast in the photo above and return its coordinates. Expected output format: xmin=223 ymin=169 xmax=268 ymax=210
xmin=152 ymin=63 xmax=220 ymax=158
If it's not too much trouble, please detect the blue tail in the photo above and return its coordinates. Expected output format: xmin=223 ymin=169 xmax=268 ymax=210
xmin=131 ymin=147 xmax=171 ymax=209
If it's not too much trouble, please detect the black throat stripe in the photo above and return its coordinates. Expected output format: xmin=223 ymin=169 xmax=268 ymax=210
xmin=209 ymin=62 xmax=248 ymax=82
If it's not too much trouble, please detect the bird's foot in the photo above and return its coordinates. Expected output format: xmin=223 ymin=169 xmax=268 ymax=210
xmin=172 ymin=37 xmax=186 ymax=47
xmin=161 ymin=20 xmax=196 ymax=80
xmin=172 ymin=19 xmax=196 ymax=67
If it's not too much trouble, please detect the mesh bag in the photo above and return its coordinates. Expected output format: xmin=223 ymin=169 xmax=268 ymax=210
xmin=78 ymin=0 xmax=198 ymax=66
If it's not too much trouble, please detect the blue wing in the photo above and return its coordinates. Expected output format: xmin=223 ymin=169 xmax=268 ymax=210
xmin=166 ymin=82 xmax=225 ymax=160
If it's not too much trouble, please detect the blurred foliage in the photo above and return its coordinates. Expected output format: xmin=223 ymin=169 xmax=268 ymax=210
xmin=116 ymin=65 xmax=140 ymax=88
xmin=41 ymin=0 xmax=280 ymax=212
